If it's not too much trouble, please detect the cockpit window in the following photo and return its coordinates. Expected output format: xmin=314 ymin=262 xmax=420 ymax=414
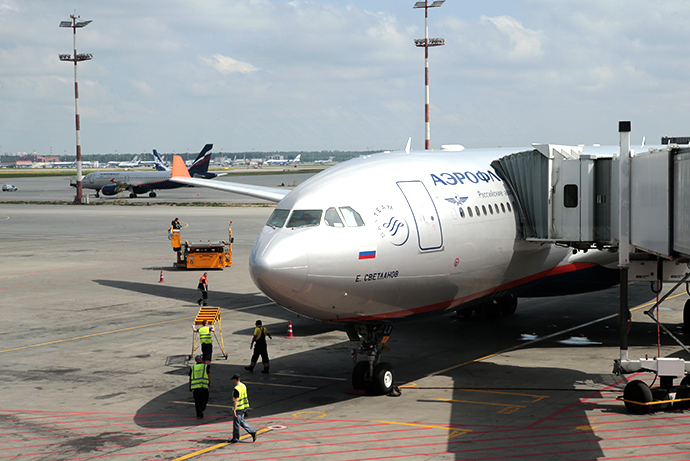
xmin=286 ymin=209 xmax=323 ymax=228
xmin=324 ymin=207 xmax=344 ymax=227
xmin=266 ymin=209 xmax=290 ymax=228
xmin=339 ymin=206 xmax=364 ymax=227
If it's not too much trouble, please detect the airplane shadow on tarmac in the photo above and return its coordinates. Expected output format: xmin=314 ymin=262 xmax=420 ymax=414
xmin=98 ymin=278 xmax=689 ymax=460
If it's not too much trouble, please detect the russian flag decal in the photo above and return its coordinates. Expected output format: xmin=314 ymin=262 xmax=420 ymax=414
xmin=358 ymin=247 xmax=377 ymax=260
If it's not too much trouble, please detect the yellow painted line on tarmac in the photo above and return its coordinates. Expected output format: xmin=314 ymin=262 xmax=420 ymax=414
xmin=171 ymin=427 xmax=272 ymax=461
xmin=274 ymin=372 xmax=347 ymax=381
xmin=0 ymin=316 xmax=196 ymax=354
xmin=427 ymin=293 xmax=687 ymax=377
xmin=435 ymin=397 xmax=525 ymax=414
xmin=0 ymin=301 xmax=274 ymax=355
xmin=372 ymin=420 xmax=471 ymax=437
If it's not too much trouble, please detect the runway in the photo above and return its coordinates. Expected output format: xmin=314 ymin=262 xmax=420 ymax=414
xmin=1 ymin=198 xmax=690 ymax=460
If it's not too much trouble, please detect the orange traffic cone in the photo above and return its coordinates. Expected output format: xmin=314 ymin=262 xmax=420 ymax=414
xmin=285 ymin=321 xmax=295 ymax=339
xmin=159 ymin=270 xmax=165 ymax=283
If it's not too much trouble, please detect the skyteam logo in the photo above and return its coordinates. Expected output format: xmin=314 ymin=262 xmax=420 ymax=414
xmin=373 ymin=204 xmax=409 ymax=246
xmin=445 ymin=195 xmax=468 ymax=206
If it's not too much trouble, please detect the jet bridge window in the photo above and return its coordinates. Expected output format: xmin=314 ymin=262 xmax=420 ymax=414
xmin=267 ymin=209 xmax=290 ymax=228
xmin=564 ymin=184 xmax=578 ymax=208
xmin=287 ymin=209 xmax=323 ymax=228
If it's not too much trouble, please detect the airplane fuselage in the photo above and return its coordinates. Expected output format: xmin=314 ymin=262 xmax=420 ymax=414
xmin=249 ymin=148 xmax=616 ymax=322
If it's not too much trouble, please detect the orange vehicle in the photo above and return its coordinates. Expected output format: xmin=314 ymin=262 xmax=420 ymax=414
xmin=170 ymin=222 xmax=233 ymax=269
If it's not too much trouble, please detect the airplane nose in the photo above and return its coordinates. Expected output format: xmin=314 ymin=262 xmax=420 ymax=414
xmin=250 ymin=230 xmax=309 ymax=300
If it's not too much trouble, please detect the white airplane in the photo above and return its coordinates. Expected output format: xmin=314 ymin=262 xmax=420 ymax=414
xmin=313 ymin=156 xmax=334 ymax=165
xmin=83 ymin=144 xmax=215 ymax=198
xmin=108 ymin=155 xmax=142 ymax=168
xmin=265 ymin=154 xmax=301 ymax=166
xmin=169 ymin=145 xmax=621 ymax=394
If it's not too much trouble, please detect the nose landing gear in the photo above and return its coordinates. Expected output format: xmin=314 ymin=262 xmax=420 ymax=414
xmin=346 ymin=323 xmax=395 ymax=395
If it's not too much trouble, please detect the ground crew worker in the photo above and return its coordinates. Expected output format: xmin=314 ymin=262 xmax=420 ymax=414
xmin=193 ymin=319 xmax=215 ymax=363
xmin=245 ymin=320 xmax=272 ymax=374
xmin=171 ymin=217 xmax=181 ymax=229
xmin=189 ymin=355 xmax=210 ymax=418
xmin=228 ymin=374 xmax=257 ymax=443
xmin=197 ymin=272 xmax=208 ymax=306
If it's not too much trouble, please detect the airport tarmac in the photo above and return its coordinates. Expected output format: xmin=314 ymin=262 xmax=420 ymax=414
xmin=2 ymin=194 xmax=690 ymax=459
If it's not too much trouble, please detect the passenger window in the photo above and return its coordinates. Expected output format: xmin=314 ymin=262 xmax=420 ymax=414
xmin=339 ymin=207 xmax=364 ymax=227
xmin=500 ymin=203 xmax=506 ymax=213
xmin=458 ymin=207 xmax=465 ymax=218
xmin=325 ymin=208 xmax=344 ymax=227
xmin=489 ymin=205 xmax=494 ymax=215
xmin=468 ymin=207 xmax=473 ymax=217
xmin=482 ymin=205 xmax=487 ymax=215
xmin=506 ymin=202 xmax=512 ymax=212
xmin=267 ymin=209 xmax=290 ymax=228
xmin=287 ymin=210 xmax=323 ymax=228
xmin=475 ymin=206 xmax=481 ymax=216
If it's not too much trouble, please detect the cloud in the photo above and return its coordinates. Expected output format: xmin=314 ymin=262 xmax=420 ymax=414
xmin=481 ymin=15 xmax=544 ymax=59
xmin=200 ymin=54 xmax=260 ymax=75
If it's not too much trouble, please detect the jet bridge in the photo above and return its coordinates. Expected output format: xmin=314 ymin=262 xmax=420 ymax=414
xmin=491 ymin=122 xmax=690 ymax=414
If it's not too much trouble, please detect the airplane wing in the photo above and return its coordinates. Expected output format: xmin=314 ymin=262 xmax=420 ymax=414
xmin=168 ymin=155 xmax=288 ymax=203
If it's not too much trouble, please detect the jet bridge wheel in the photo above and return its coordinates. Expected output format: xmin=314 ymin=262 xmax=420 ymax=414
xmin=623 ymin=380 xmax=653 ymax=414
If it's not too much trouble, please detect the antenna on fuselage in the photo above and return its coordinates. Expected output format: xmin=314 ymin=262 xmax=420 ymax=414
xmin=405 ymin=137 xmax=412 ymax=154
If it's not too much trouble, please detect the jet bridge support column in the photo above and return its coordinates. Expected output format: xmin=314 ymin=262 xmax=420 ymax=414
xmin=618 ymin=121 xmax=632 ymax=362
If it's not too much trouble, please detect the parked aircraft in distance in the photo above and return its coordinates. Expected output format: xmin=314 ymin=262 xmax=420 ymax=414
xmin=107 ymin=155 xmax=142 ymax=168
xmin=313 ymin=156 xmax=334 ymax=165
xmin=265 ymin=154 xmax=301 ymax=166
xmin=82 ymin=144 xmax=215 ymax=198
xmin=169 ymin=144 xmax=622 ymax=395
xmin=152 ymin=149 xmax=169 ymax=171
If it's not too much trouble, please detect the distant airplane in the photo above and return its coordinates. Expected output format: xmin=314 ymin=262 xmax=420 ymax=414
xmin=313 ymin=156 xmax=334 ymax=165
xmin=168 ymin=143 xmax=625 ymax=394
xmin=82 ymin=144 xmax=215 ymax=198
xmin=265 ymin=154 xmax=301 ymax=166
xmin=152 ymin=149 xmax=169 ymax=171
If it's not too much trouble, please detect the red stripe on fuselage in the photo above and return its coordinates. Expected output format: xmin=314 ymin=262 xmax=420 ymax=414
xmin=327 ymin=262 xmax=598 ymax=322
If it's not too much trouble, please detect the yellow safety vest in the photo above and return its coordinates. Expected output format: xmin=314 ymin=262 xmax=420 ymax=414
xmin=235 ymin=382 xmax=250 ymax=410
xmin=190 ymin=363 xmax=209 ymax=389
xmin=198 ymin=326 xmax=212 ymax=344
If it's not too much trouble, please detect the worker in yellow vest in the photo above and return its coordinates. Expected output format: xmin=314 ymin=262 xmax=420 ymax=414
xmin=193 ymin=320 xmax=215 ymax=363
xmin=228 ymin=374 xmax=257 ymax=443
xmin=189 ymin=355 xmax=210 ymax=418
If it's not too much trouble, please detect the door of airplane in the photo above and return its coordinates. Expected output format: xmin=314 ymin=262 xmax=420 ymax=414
xmin=396 ymin=180 xmax=443 ymax=251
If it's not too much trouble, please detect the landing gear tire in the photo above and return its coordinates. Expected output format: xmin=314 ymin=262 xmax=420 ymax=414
xmin=370 ymin=362 xmax=394 ymax=395
xmin=683 ymin=299 xmax=690 ymax=332
xmin=129 ymin=192 xmax=137 ymax=198
xmin=352 ymin=361 xmax=370 ymax=390
xmin=149 ymin=191 xmax=157 ymax=198
xmin=623 ymin=379 xmax=653 ymax=414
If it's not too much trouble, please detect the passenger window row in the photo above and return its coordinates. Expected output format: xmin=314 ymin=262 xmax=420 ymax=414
xmin=267 ymin=206 xmax=365 ymax=229
xmin=458 ymin=202 xmax=512 ymax=218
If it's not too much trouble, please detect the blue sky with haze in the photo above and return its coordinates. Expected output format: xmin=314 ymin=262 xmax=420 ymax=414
xmin=1 ymin=0 xmax=689 ymax=155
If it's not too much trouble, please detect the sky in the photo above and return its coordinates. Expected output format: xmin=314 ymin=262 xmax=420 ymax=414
xmin=2 ymin=0 xmax=690 ymax=155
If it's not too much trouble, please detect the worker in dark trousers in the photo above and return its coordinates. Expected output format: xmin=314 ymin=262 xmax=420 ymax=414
xmin=228 ymin=374 xmax=257 ymax=443
xmin=245 ymin=320 xmax=272 ymax=373
xmin=197 ymin=272 xmax=208 ymax=306
xmin=189 ymin=355 xmax=210 ymax=418
xmin=193 ymin=320 xmax=215 ymax=363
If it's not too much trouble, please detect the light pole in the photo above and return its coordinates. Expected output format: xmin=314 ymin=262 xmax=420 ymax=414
xmin=413 ymin=0 xmax=445 ymax=150
xmin=59 ymin=14 xmax=92 ymax=204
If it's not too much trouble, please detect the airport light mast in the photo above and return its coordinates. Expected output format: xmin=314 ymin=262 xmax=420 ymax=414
xmin=59 ymin=14 xmax=92 ymax=204
xmin=414 ymin=0 xmax=445 ymax=150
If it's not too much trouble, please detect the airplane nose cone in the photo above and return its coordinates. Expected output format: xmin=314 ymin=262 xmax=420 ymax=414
xmin=250 ymin=230 xmax=308 ymax=301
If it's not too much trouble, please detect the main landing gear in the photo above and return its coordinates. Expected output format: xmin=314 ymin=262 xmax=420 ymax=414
xmin=345 ymin=323 xmax=395 ymax=395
